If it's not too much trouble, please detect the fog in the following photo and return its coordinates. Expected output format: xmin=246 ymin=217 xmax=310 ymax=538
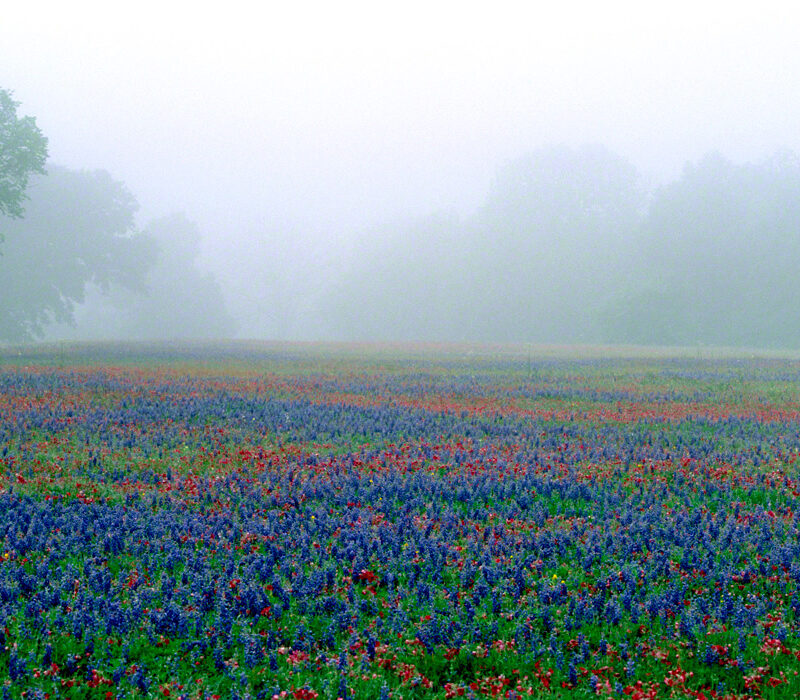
xmin=2 ymin=2 xmax=800 ymax=347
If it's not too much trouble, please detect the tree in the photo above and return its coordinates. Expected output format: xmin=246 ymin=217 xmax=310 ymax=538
xmin=602 ymin=150 xmax=800 ymax=347
xmin=0 ymin=166 xmax=156 ymax=342
xmin=0 ymin=88 xmax=48 ymax=223
xmin=47 ymin=213 xmax=237 ymax=341
xmin=467 ymin=144 xmax=645 ymax=342
xmin=318 ymin=145 xmax=644 ymax=343
xmin=98 ymin=213 xmax=237 ymax=339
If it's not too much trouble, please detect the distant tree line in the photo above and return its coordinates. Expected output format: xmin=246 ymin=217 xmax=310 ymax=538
xmin=604 ymin=150 xmax=800 ymax=347
xmin=4 ymin=84 xmax=800 ymax=349
xmin=323 ymin=145 xmax=800 ymax=349
xmin=0 ymin=87 xmax=235 ymax=344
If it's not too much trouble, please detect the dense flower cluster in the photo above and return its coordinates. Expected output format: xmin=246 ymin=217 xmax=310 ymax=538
xmin=0 ymin=354 xmax=799 ymax=698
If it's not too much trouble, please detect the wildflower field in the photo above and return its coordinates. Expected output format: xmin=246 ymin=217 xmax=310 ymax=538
xmin=1 ymin=343 xmax=799 ymax=699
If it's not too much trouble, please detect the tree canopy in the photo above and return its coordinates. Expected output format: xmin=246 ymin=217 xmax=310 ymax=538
xmin=0 ymin=166 xmax=155 ymax=342
xmin=52 ymin=213 xmax=238 ymax=341
xmin=0 ymin=89 xmax=235 ymax=344
xmin=319 ymin=144 xmax=800 ymax=349
xmin=322 ymin=145 xmax=644 ymax=343
xmin=603 ymin=150 xmax=800 ymax=347
xmin=0 ymin=88 xmax=48 ymax=223
xmin=129 ymin=214 xmax=237 ymax=339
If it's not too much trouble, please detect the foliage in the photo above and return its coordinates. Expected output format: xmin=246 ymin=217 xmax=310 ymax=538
xmin=0 ymin=346 xmax=799 ymax=698
xmin=54 ymin=213 xmax=238 ymax=340
xmin=467 ymin=144 xmax=644 ymax=342
xmin=603 ymin=151 xmax=800 ymax=347
xmin=0 ymin=166 xmax=156 ymax=342
xmin=0 ymin=88 xmax=48 ymax=223
xmin=325 ymin=145 xmax=644 ymax=343
xmin=322 ymin=145 xmax=800 ymax=349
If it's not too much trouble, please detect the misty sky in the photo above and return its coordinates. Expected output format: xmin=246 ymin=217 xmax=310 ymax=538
xmin=3 ymin=1 xmax=800 ymax=338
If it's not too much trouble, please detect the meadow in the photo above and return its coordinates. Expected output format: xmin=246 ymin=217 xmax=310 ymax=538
xmin=0 ymin=342 xmax=799 ymax=699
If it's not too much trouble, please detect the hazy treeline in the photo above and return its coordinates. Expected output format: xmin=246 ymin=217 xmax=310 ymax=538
xmin=3 ymin=139 xmax=799 ymax=349
xmin=317 ymin=145 xmax=800 ymax=349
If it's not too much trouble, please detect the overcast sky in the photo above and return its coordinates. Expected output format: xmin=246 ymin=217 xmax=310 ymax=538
xmin=3 ymin=1 xmax=800 ymax=335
